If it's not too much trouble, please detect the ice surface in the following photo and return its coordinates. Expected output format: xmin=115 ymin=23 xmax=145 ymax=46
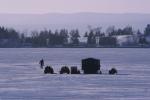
xmin=0 ymin=48 xmax=150 ymax=100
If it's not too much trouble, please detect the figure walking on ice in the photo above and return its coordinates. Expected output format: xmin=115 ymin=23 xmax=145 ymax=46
xmin=39 ymin=59 xmax=44 ymax=69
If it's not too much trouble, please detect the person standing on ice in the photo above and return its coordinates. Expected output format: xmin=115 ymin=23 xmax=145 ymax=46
xmin=39 ymin=59 xmax=44 ymax=69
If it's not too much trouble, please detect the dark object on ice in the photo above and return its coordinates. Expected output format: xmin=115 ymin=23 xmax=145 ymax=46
xmin=60 ymin=66 xmax=70 ymax=74
xmin=44 ymin=66 xmax=54 ymax=74
xmin=99 ymin=70 xmax=102 ymax=74
xmin=82 ymin=58 xmax=101 ymax=74
xmin=71 ymin=66 xmax=80 ymax=74
xmin=109 ymin=68 xmax=118 ymax=75
xmin=39 ymin=59 xmax=44 ymax=69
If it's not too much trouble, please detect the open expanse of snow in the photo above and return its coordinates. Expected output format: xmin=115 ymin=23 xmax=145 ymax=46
xmin=0 ymin=48 xmax=150 ymax=100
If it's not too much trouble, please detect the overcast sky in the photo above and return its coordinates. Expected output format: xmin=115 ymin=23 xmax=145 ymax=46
xmin=0 ymin=0 xmax=150 ymax=14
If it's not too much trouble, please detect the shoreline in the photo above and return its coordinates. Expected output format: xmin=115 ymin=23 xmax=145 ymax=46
xmin=0 ymin=47 xmax=150 ymax=48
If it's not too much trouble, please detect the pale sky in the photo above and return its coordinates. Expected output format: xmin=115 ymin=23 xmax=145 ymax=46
xmin=0 ymin=0 xmax=150 ymax=14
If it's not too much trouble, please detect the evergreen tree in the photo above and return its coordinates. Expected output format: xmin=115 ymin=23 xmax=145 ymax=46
xmin=59 ymin=29 xmax=69 ymax=45
xmin=70 ymin=29 xmax=80 ymax=45
xmin=87 ymin=30 xmax=96 ymax=45
xmin=144 ymin=24 xmax=150 ymax=36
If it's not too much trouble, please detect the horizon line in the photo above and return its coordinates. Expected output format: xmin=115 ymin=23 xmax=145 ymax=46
xmin=0 ymin=12 xmax=150 ymax=15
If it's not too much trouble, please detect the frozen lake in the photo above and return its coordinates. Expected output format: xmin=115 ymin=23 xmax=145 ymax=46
xmin=0 ymin=48 xmax=150 ymax=100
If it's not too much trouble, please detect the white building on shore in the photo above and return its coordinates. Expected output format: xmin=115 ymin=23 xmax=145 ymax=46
xmin=115 ymin=35 xmax=139 ymax=46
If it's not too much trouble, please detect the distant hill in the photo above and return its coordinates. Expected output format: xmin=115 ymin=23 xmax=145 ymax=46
xmin=0 ymin=13 xmax=150 ymax=33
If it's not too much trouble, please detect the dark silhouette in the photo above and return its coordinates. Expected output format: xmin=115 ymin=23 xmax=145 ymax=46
xmin=139 ymin=36 xmax=148 ymax=46
xmin=108 ymin=26 xmax=133 ymax=36
xmin=99 ymin=70 xmax=102 ymax=74
xmin=71 ymin=66 xmax=80 ymax=74
xmin=44 ymin=66 xmax=54 ymax=74
xmin=70 ymin=29 xmax=80 ymax=45
xmin=99 ymin=37 xmax=117 ymax=46
xmin=144 ymin=24 xmax=150 ymax=36
xmin=82 ymin=58 xmax=101 ymax=74
xmin=87 ymin=30 xmax=96 ymax=45
xmin=60 ymin=66 xmax=70 ymax=74
xmin=0 ymin=26 xmax=20 ymax=47
xmin=39 ymin=59 xmax=44 ymax=69
xmin=109 ymin=68 xmax=118 ymax=75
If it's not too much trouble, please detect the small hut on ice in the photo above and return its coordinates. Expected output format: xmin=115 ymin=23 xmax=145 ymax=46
xmin=82 ymin=58 xmax=101 ymax=74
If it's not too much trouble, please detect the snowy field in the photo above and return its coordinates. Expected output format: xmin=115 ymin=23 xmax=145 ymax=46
xmin=0 ymin=48 xmax=150 ymax=100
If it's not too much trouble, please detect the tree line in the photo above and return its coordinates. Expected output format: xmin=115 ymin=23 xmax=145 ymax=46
xmin=0 ymin=24 xmax=150 ymax=48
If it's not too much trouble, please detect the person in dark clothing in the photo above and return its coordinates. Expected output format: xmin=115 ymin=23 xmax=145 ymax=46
xmin=39 ymin=59 xmax=44 ymax=69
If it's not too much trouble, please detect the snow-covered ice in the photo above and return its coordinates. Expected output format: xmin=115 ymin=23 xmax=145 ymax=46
xmin=0 ymin=48 xmax=150 ymax=100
